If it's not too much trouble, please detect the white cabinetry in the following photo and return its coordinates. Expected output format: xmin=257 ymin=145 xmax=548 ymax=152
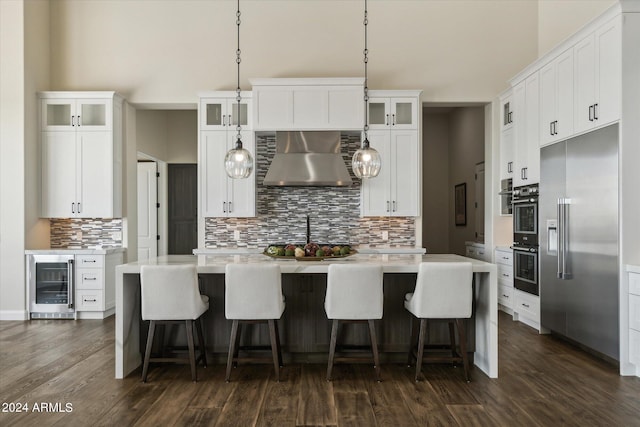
xmin=512 ymin=73 xmax=540 ymax=187
xmin=75 ymin=251 xmax=123 ymax=319
xmin=513 ymin=290 xmax=540 ymax=330
xmin=499 ymin=90 xmax=515 ymax=181
xmin=574 ymin=17 xmax=621 ymax=134
xmin=630 ymin=270 xmax=640 ymax=368
xmin=198 ymin=92 xmax=255 ymax=218
xmin=360 ymin=90 xmax=421 ymax=217
xmin=251 ymin=78 xmax=364 ymax=130
xmin=465 ymin=242 xmax=486 ymax=261
xmin=539 ymin=49 xmax=574 ymax=146
xmin=495 ymin=248 xmax=514 ymax=313
xmin=39 ymin=92 xmax=123 ymax=218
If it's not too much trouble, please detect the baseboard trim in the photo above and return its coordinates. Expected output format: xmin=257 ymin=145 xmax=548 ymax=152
xmin=0 ymin=310 xmax=28 ymax=321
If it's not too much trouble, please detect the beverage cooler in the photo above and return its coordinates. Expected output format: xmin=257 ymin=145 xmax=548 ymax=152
xmin=27 ymin=254 xmax=76 ymax=319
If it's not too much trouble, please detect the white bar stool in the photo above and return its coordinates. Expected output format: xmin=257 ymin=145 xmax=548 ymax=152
xmin=140 ymin=265 xmax=209 ymax=382
xmin=404 ymin=261 xmax=473 ymax=382
xmin=325 ymin=264 xmax=384 ymax=381
xmin=225 ymin=264 xmax=285 ymax=382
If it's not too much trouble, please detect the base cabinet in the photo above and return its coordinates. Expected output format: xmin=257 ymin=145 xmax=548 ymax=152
xmin=513 ymin=289 xmax=540 ymax=330
xmin=495 ymin=248 xmax=513 ymax=312
xmin=75 ymin=252 xmax=123 ymax=319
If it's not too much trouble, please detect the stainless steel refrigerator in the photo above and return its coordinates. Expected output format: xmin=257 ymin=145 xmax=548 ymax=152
xmin=540 ymin=124 xmax=619 ymax=361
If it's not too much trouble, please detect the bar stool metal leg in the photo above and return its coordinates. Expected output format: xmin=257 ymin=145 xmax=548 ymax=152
xmin=368 ymin=320 xmax=381 ymax=381
xmin=268 ymin=320 xmax=280 ymax=381
xmin=142 ymin=320 xmax=156 ymax=382
xmin=226 ymin=319 xmax=239 ymax=382
xmin=196 ymin=317 xmax=207 ymax=368
xmin=415 ymin=318 xmax=427 ymax=382
xmin=327 ymin=319 xmax=339 ymax=381
xmin=448 ymin=320 xmax=457 ymax=366
xmin=274 ymin=321 xmax=283 ymax=368
xmin=185 ymin=320 xmax=197 ymax=382
xmin=456 ymin=318 xmax=471 ymax=382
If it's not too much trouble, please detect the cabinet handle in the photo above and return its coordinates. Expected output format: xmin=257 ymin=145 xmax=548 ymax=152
xmin=589 ymin=105 xmax=594 ymax=122
xmin=84 ymin=298 xmax=97 ymax=303
xmin=392 ymin=114 xmax=396 ymax=126
xmin=508 ymin=111 xmax=513 ymax=123
xmin=386 ymin=201 xmax=390 ymax=212
xmin=71 ymin=202 xmax=75 ymax=213
xmin=507 ymin=162 xmax=512 ymax=173
xmin=502 ymin=256 xmax=509 ymax=260
xmin=521 ymin=168 xmax=525 ymax=180
xmin=223 ymin=201 xmax=227 ymax=213
xmin=593 ymin=103 xmax=598 ymax=120
xmin=502 ymin=273 xmax=510 ymax=277
xmin=549 ymin=122 xmax=553 ymax=136
xmin=223 ymin=115 xmax=227 ymax=126
xmin=502 ymin=294 xmax=509 ymax=298
xmin=77 ymin=202 xmax=81 ymax=213
xmin=84 ymin=277 xmax=97 ymax=280
xmin=77 ymin=115 xmax=81 ymax=127
xmin=522 ymin=303 xmax=530 ymax=308
xmin=83 ymin=259 xmax=97 ymax=263
xmin=554 ymin=120 xmax=558 ymax=135
xmin=228 ymin=201 xmax=233 ymax=213
xmin=392 ymin=201 xmax=396 ymax=212
xmin=385 ymin=114 xmax=389 ymax=126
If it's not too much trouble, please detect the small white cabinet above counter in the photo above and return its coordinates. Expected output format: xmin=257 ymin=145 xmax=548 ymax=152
xmin=250 ymin=78 xmax=364 ymax=131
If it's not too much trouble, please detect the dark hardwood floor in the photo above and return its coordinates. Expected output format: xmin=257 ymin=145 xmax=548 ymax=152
xmin=1 ymin=312 xmax=639 ymax=426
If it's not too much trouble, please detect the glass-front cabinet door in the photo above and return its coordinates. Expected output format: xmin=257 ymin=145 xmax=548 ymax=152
xmin=200 ymin=96 xmax=251 ymax=131
xmin=41 ymin=98 xmax=111 ymax=131
xmin=367 ymin=97 xmax=417 ymax=130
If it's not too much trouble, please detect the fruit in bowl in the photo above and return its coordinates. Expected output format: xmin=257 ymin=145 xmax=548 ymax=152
xmin=294 ymin=247 xmax=305 ymax=258
xmin=304 ymin=242 xmax=320 ymax=257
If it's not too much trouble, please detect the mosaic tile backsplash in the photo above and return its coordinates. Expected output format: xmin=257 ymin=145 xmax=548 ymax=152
xmin=50 ymin=218 xmax=123 ymax=249
xmin=204 ymin=132 xmax=416 ymax=248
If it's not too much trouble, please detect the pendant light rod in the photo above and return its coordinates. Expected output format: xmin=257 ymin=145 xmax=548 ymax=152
xmin=363 ymin=0 xmax=369 ymax=146
xmin=236 ymin=0 xmax=242 ymax=143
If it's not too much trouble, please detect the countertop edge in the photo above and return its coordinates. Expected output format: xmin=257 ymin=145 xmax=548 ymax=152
xmin=193 ymin=247 xmax=427 ymax=255
xmin=25 ymin=247 xmax=126 ymax=255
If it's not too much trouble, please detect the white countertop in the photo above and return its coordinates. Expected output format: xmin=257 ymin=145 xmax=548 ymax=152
xmin=25 ymin=247 xmax=126 ymax=255
xmin=117 ymin=253 xmax=494 ymax=275
xmin=627 ymin=264 xmax=640 ymax=274
xmin=192 ymin=246 xmax=426 ymax=256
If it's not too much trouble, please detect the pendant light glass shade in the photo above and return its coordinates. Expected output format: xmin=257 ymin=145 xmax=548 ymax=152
xmin=224 ymin=138 xmax=253 ymax=179
xmin=224 ymin=0 xmax=253 ymax=179
xmin=352 ymin=0 xmax=380 ymax=179
xmin=352 ymin=138 xmax=381 ymax=179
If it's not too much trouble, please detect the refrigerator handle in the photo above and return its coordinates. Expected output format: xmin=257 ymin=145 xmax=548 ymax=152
xmin=67 ymin=259 xmax=74 ymax=309
xmin=557 ymin=200 xmax=564 ymax=279
xmin=562 ymin=199 xmax=572 ymax=279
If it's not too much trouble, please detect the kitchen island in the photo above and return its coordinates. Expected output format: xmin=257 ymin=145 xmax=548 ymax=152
xmin=115 ymin=253 xmax=498 ymax=378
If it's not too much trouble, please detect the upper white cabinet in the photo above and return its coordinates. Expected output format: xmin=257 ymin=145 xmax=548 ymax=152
xmin=574 ymin=17 xmax=621 ymax=134
xmin=361 ymin=90 xmax=421 ymax=217
xmin=251 ymin=78 xmax=364 ymax=130
xmin=39 ymin=92 xmax=123 ymax=218
xmin=539 ymin=48 xmax=574 ymax=146
xmin=367 ymin=97 xmax=418 ymax=130
xmin=500 ymin=92 xmax=514 ymax=131
xmin=198 ymin=92 xmax=255 ymax=218
xmin=513 ymin=73 xmax=540 ymax=188
xmin=200 ymin=95 xmax=251 ymax=131
xmin=499 ymin=90 xmax=514 ymax=181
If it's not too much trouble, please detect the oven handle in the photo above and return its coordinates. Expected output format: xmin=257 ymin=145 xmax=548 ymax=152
xmin=67 ymin=259 xmax=74 ymax=309
xmin=512 ymin=198 xmax=537 ymax=204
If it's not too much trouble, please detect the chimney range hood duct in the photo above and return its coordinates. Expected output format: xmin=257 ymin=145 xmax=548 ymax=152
xmin=263 ymin=131 xmax=353 ymax=186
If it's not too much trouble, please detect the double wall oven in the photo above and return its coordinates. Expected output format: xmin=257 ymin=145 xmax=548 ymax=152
xmin=512 ymin=184 xmax=539 ymax=295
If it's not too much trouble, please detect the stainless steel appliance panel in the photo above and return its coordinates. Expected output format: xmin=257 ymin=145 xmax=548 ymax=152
xmin=540 ymin=124 xmax=619 ymax=360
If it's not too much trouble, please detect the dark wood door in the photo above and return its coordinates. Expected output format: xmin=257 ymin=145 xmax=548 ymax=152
xmin=168 ymin=164 xmax=197 ymax=255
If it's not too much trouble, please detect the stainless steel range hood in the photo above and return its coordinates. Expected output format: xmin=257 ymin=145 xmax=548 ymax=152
xmin=263 ymin=131 xmax=353 ymax=186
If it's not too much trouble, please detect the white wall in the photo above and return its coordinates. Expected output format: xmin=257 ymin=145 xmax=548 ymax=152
xmin=48 ymin=0 xmax=540 ymax=105
xmin=537 ymin=0 xmax=617 ymax=57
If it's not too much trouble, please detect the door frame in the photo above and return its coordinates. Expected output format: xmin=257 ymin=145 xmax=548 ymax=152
xmin=137 ymin=152 xmax=168 ymax=257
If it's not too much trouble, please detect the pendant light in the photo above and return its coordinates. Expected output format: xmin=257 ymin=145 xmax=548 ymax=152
xmin=352 ymin=0 xmax=381 ymax=179
xmin=224 ymin=0 xmax=253 ymax=179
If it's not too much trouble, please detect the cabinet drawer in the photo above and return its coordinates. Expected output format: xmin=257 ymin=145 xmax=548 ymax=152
xmin=630 ymin=294 xmax=640 ymax=332
xmin=631 ymin=329 xmax=640 ymax=365
xmin=76 ymin=255 xmax=104 ymax=269
xmin=498 ymin=264 xmax=513 ymax=283
xmin=495 ymin=249 xmax=513 ymax=266
xmin=76 ymin=269 xmax=103 ymax=290
xmin=498 ymin=284 xmax=513 ymax=309
xmin=514 ymin=290 xmax=539 ymax=322
xmin=630 ymin=272 xmax=640 ymax=296
xmin=76 ymin=290 xmax=104 ymax=312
